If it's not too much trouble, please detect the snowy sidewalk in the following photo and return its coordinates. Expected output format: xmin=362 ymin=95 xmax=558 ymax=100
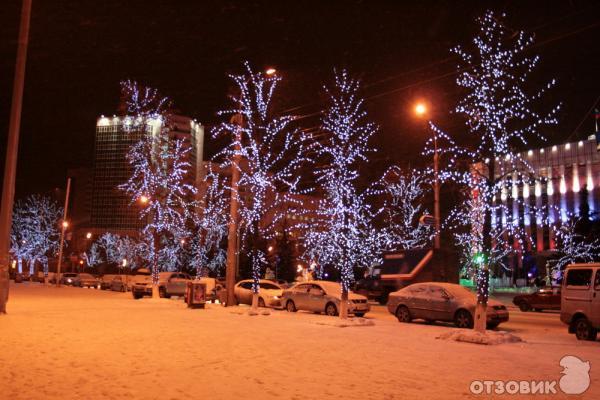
xmin=0 ymin=283 xmax=598 ymax=400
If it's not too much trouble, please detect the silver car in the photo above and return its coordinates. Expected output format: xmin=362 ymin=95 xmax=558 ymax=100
xmin=387 ymin=282 xmax=509 ymax=329
xmin=234 ymin=280 xmax=283 ymax=308
xmin=132 ymin=272 xmax=191 ymax=299
xmin=281 ymin=281 xmax=370 ymax=317
xmin=74 ymin=273 xmax=101 ymax=288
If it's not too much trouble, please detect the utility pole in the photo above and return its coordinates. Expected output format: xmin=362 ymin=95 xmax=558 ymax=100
xmin=56 ymin=178 xmax=71 ymax=287
xmin=225 ymin=114 xmax=242 ymax=306
xmin=0 ymin=0 xmax=33 ymax=314
xmin=433 ymin=131 xmax=441 ymax=249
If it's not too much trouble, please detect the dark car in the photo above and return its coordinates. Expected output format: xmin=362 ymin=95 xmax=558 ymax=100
xmin=513 ymin=287 xmax=561 ymax=312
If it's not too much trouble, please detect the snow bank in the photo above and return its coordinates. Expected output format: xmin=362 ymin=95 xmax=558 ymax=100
xmin=437 ymin=329 xmax=523 ymax=345
xmin=313 ymin=317 xmax=375 ymax=328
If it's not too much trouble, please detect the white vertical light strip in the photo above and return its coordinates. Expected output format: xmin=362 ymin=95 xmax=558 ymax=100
xmin=587 ymin=162 xmax=595 ymax=212
xmin=547 ymin=169 xmax=555 ymax=224
xmin=572 ymin=163 xmax=580 ymax=193
xmin=512 ymin=173 xmax=519 ymax=227
xmin=559 ymin=165 xmax=568 ymax=222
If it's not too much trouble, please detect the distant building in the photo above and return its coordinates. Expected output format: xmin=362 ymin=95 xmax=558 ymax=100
xmin=90 ymin=114 xmax=204 ymax=236
xmin=494 ymin=135 xmax=600 ymax=250
xmin=489 ymin=135 xmax=600 ymax=279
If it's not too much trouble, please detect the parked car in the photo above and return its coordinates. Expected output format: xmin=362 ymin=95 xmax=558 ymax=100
xmin=132 ymin=272 xmax=191 ymax=299
xmin=109 ymin=275 xmax=129 ymax=292
xmin=387 ymin=282 xmax=509 ymax=329
xmin=560 ymin=263 xmax=600 ymax=341
xmin=281 ymin=281 xmax=370 ymax=317
xmin=73 ymin=273 xmax=101 ymax=288
xmin=60 ymin=273 xmax=79 ymax=286
xmin=100 ymin=274 xmax=118 ymax=290
xmin=513 ymin=287 xmax=561 ymax=312
xmin=234 ymin=279 xmax=284 ymax=308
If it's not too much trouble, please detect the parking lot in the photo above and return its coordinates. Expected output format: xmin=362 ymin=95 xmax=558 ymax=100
xmin=1 ymin=282 xmax=598 ymax=400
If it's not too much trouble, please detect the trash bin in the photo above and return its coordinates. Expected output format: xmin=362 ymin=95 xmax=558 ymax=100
xmin=185 ymin=281 xmax=206 ymax=309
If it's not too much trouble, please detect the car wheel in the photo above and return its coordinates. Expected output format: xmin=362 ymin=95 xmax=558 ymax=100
xmin=574 ymin=318 xmax=598 ymax=341
xmin=396 ymin=305 xmax=411 ymax=323
xmin=159 ymin=287 xmax=170 ymax=298
xmin=258 ymin=297 xmax=266 ymax=308
xmin=354 ymin=312 xmax=365 ymax=318
xmin=487 ymin=322 xmax=500 ymax=330
xmin=286 ymin=300 xmax=297 ymax=312
xmin=518 ymin=302 xmax=531 ymax=312
xmin=454 ymin=309 xmax=474 ymax=329
xmin=325 ymin=302 xmax=338 ymax=316
xmin=121 ymin=286 xmax=126 ymax=292
xmin=132 ymin=292 xmax=142 ymax=300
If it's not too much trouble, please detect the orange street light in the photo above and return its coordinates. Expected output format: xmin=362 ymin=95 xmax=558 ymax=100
xmin=414 ymin=102 xmax=427 ymax=117
xmin=139 ymin=195 xmax=149 ymax=204
xmin=62 ymin=221 xmax=69 ymax=228
xmin=265 ymin=67 xmax=277 ymax=76
xmin=86 ymin=232 xmax=92 ymax=239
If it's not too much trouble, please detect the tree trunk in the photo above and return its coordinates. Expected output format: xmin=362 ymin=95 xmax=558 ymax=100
xmin=251 ymin=292 xmax=259 ymax=311
xmin=474 ymin=159 xmax=494 ymax=333
xmin=152 ymin=230 xmax=160 ymax=299
xmin=340 ymin=288 xmax=349 ymax=319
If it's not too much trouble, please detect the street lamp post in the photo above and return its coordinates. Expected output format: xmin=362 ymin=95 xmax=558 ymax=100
xmin=414 ymin=102 xmax=440 ymax=249
xmin=0 ymin=0 xmax=33 ymax=314
xmin=56 ymin=178 xmax=71 ymax=287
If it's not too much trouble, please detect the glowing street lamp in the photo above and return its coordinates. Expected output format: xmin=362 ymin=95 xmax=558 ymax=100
xmin=86 ymin=232 xmax=92 ymax=240
xmin=62 ymin=221 xmax=69 ymax=229
xmin=139 ymin=195 xmax=149 ymax=204
xmin=413 ymin=101 xmax=440 ymax=249
xmin=265 ymin=67 xmax=277 ymax=76
xmin=414 ymin=102 xmax=427 ymax=117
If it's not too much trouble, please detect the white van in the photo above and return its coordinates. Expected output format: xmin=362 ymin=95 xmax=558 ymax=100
xmin=560 ymin=263 xmax=600 ymax=341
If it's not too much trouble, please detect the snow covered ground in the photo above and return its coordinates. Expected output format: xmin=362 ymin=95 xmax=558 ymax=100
xmin=1 ymin=282 xmax=598 ymax=400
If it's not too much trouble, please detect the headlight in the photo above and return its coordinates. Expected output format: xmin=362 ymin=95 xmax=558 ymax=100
xmin=272 ymin=295 xmax=280 ymax=300
xmin=67 ymin=278 xmax=72 ymax=283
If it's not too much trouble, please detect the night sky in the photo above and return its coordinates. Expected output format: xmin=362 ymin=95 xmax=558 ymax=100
xmin=1 ymin=0 xmax=599 ymax=198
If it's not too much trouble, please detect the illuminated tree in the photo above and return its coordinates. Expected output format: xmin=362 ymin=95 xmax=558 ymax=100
xmin=305 ymin=70 xmax=382 ymax=319
xmin=213 ymin=62 xmax=309 ymax=311
xmin=552 ymin=218 xmax=600 ymax=279
xmin=373 ymin=166 xmax=433 ymax=250
xmin=11 ymin=195 xmax=61 ymax=276
xmin=83 ymin=242 xmax=102 ymax=269
xmin=429 ymin=11 xmax=560 ymax=332
xmin=191 ymin=167 xmax=228 ymax=277
xmin=119 ymin=81 xmax=197 ymax=297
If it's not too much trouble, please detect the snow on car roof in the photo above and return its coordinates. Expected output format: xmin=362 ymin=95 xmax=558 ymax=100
xmin=311 ymin=281 xmax=341 ymax=294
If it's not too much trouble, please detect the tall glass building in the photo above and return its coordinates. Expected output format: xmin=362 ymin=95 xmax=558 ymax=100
xmin=90 ymin=114 xmax=204 ymax=236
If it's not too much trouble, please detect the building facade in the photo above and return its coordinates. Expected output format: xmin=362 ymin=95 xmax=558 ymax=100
xmin=90 ymin=114 xmax=204 ymax=237
xmin=490 ymin=135 xmax=600 ymax=280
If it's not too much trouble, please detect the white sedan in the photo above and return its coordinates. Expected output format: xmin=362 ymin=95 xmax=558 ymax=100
xmin=234 ymin=280 xmax=284 ymax=308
